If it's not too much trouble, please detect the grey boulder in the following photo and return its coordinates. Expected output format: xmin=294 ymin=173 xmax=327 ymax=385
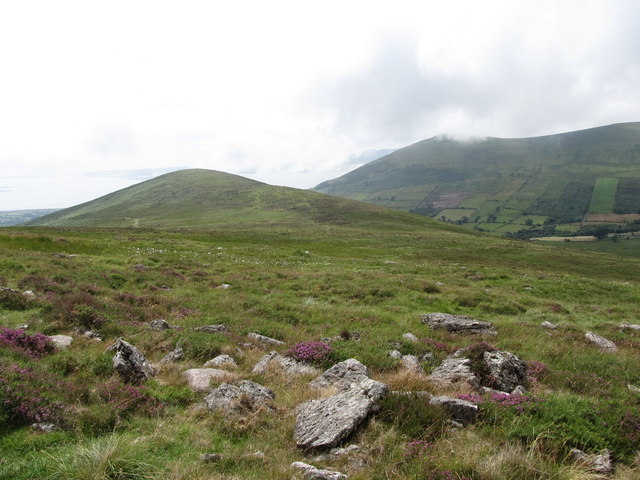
xmin=205 ymin=380 xmax=274 ymax=413
xmin=585 ymin=331 xmax=617 ymax=352
xmin=309 ymin=359 xmax=369 ymax=391
xmin=252 ymin=351 xmax=319 ymax=376
xmin=422 ymin=312 xmax=496 ymax=334
xmin=483 ymin=350 xmax=528 ymax=392
xmin=427 ymin=356 xmax=481 ymax=390
xmin=108 ymin=338 xmax=155 ymax=383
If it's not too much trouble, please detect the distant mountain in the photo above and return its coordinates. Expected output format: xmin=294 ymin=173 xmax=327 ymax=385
xmin=314 ymin=122 xmax=640 ymax=235
xmin=28 ymin=169 xmax=438 ymax=230
xmin=0 ymin=209 xmax=60 ymax=227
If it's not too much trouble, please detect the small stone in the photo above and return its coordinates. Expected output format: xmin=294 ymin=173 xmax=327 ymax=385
xmin=585 ymin=331 xmax=617 ymax=352
xmin=388 ymin=350 xmax=403 ymax=359
xmin=252 ymin=351 xmax=319 ymax=376
xmin=158 ymin=345 xmax=184 ymax=364
xmin=17 ymin=324 xmax=29 ymax=330
xmin=217 ymin=283 xmax=231 ymax=289
xmin=402 ymin=332 xmax=419 ymax=343
xmin=22 ymin=290 xmax=35 ymax=297
xmin=205 ymin=380 xmax=275 ymax=413
xmin=570 ymin=448 xmax=613 ymax=474
xmin=199 ymin=453 xmax=222 ymax=463
xmin=194 ymin=324 xmax=228 ymax=334
xmin=619 ymin=324 xmax=640 ymax=331
xmin=203 ymin=354 xmax=238 ymax=370
xmin=309 ymin=359 xmax=369 ymax=391
xmin=291 ymin=462 xmax=347 ymax=480
xmin=31 ymin=423 xmax=55 ymax=432
xmin=628 ymin=384 xmax=640 ymax=393
xmin=149 ymin=319 xmax=171 ymax=330
xmin=429 ymin=396 xmax=478 ymax=425
xmin=541 ymin=321 xmax=557 ymax=329
xmin=247 ymin=332 xmax=285 ymax=346
xmin=427 ymin=356 xmax=480 ymax=390
xmin=183 ymin=368 xmax=236 ymax=392
xmin=511 ymin=385 xmax=527 ymax=395
xmin=49 ymin=334 xmax=73 ymax=349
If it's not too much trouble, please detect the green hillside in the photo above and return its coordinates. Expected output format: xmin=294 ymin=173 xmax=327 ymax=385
xmin=28 ymin=169 xmax=437 ymax=230
xmin=314 ymin=122 xmax=640 ymax=236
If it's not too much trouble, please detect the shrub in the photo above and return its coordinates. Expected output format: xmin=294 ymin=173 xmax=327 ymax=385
xmin=0 ymin=328 xmax=55 ymax=359
xmin=47 ymin=292 xmax=105 ymax=330
xmin=94 ymin=380 xmax=165 ymax=419
xmin=527 ymin=360 xmax=549 ymax=382
xmin=377 ymin=393 xmax=447 ymax=439
xmin=0 ymin=361 xmax=65 ymax=427
xmin=285 ymin=341 xmax=334 ymax=366
xmin=0 ymin=288 xmax=29 ymax=311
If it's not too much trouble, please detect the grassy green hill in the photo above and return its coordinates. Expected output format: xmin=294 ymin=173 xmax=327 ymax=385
xmin=28 ymin=169 xmax=437 ymax=231
xmin=314 ymin=122 xmax=640 ymax=237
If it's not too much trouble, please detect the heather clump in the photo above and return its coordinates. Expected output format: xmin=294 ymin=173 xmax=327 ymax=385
xmin=0 ymin=287 xmax=29 ymax=310
xmin=0 ymin=328 xmax=55 ymax=358
xmin=285 ymin=341 xmax=334 ymax=367
xmin=94 ymin=380 xmax=166 ymax=418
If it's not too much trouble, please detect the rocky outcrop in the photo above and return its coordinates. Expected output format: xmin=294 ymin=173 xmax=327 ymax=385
xmin=203 ymin=354 xmax=238 ymax=370
xmin=309 ymin=359 xmax=370 ymax=391
xmin=291 ymin=461 xmax=347 ymax=480
xmin=252 ymin=351 xmax=319 ymax=376
xmin=194 ymin=324 xmax=228 ymax=334
xmin=204 ymin=380 xmax=274 ymax=413
xmin=182 ymin=368 xmax=236 ymax=392
xmin=49 ymin=334 xmax=73 ymax=349
xmin=247 ymin=332 xmax=285 ymax=346
xmin=585 ymin=332 xmax=617 ymax=352
xmin=422 ymin=313 xmax=496 ymax=335
xmin=295 ymin=378 xmax=388 ymax=450
xmin=158 ymin=344 xmax=184 ymax=364
xmin=427 ymin=357 xmax=480 ymax=390
xmin=483 ymin=350 xmax=528 ymax=392
xmin=108 ymin=338 xmax=155 ymax=383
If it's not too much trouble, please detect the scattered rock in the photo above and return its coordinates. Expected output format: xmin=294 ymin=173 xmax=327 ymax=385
xmin=22 ymin=290 xmax=35 ymax=297
xmin=402 ymin=332 xmax=419 ymax=343
xmin=388 ymin=350 xmax=403 ymax=359
xmin=17 ymin=324 xmax=29 ymax=330
xmin=107 ymin=338 xmax=156 ymax=383
xmin=483 ymin=350 xmax=528 ymax=393
xmin=312 ymin=445 xmax=360 ymax=463
xmin=619 ymin=324 xmax=640 ymax=331
xmin=422 ymin=312 xmax=496 ymax=335
xmin=585 ymin=332 xmax=617 ymax=352
xmin=429 ymin=396 xmax=478 ymax=425
xmin=204 ymin=380 xmax=274 ymax=413
xmin=199 ymin=453 xmax=222 ymax=463
xmin=158 ymin=344 xmax=184 ymax=364
xmin=252 ymin=351 xmax=319 ymax=376
xmin=194 ymin=324 xmax=228 ymax=334
xmin=31 ymin=423 xmax=55 ymax=432
xmin=183 ymin=368 xmax=236 ymax=392
xmin=48 ymin=334 xmax=73 ymax=349
xmin=541 ymin=321 xmax=557 ymax=329
xmin=217 ymin=283 xmax=231 ymax=289
xmin=570 ymin=448 xmax=613 ymax=475
xmin=203 ymin=354 xmax=238 ymax=370
xmin=628 ymin=384 xmax=640 ymax=393
xmin=149 ymin=319 xmax=171 ymax=330
xmin=511 ymin=385 xmax=527 ymax=395
xmin=427 ymin=356 xmax=480 ymax=390
xmin=295 ymin=378 xmax=388 ymax=450
xmin=247 ymin=332 xmax=285 ymax=346
xmin=309 ymin=359 xmax=369 ymax=391
xmin=400 ymin=354 xmax=424 ymax=374
xmin=291 ymin=461 xmax=348 ymax=480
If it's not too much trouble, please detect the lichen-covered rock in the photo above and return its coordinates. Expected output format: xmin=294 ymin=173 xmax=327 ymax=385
xmin=108 ymin=338 xmax=155 ymax=383
xmin=247 ymin=332 xmax=285 ymax=346
xmin=422 ymin=312 xmax=496 ymax=334
xmin=49 ymin=334 xmax=73 ymax=349
xmin=182 ymin=368 xmax=236 ymax=392
xmin=158 ymin=344 xmax=184 ymax=364
xmin=402 ymin=332 xmax=419 ymax=343
xmin=295 ymin=378 xmax=388 ymax=450
xmin=541 ymin=321 xmax=557 ymax=329
xmin=291 ymin=461 xmax=347 ymax=480
xmin=203 ymin=354 xmax=238 ymax=370
xmin=400 ymin=354 xmax=424 ymax=374
xmin=252 ymin=351 xmax=319 ymax=376
xmin=204 ymin=380 xmax=274 ymax=413
xmin=619 ymin=324 xmax=640 ymax=331
xmin=309 ymin=359 xmax=369 ymax=391
xmin=483 ymin=350 xmax=528 ymax=393
xmin=194 ymin=324 xmax=228 ymax=334
xmin=149 ymin=319 xmax=171 ymax=330
xmin=570 ymin=448 xmax=613 ymax=475
xmin=427 ymin=356 xmax=480 ymax=390
xmin=429 ymin=396 xmax=478 ymax=425
xmin=585 ymin=331 xmax=617 ymax=352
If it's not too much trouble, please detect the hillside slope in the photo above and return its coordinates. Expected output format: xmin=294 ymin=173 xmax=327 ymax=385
xmin=314 ymin=122 xmax=640 ymax=235
xmin=28 ymin=168 xmax=438 ymax=230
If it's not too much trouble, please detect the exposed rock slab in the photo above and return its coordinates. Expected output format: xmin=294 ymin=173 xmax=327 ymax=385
xmin=203 ymin=354 xmax=238 ymax=370
xmin=295 ymin=378 xmax=388 ymax=450
xmin=427 ymin=356 xmax=480 ymax=390
xmin=309 ymin=359 xmax=369 ymax=391
xmin=429 ymin=396 xmax=478 ymax=425
xmin=183 ymin=368 xmax=236 ymax=392
xmin=108 ymin=338 xmax=155 ymax=383
xmin=585 ymin=331 xmax=617 ymax=352
xmin=204 ymin=380 xmax=274 ymax=413
xmin=252 ymin=351 xmax=319 ymax=376
xmin=49 ymin=334 xmax=73 ymax=349
xmin=247 ymin=332 xmax=285 ymax=346
xmin=422 ymin=312 xmax=496 ymax=334
xmin=158 ymin=344 xmax=184 ymax=364
xmin=483 ymin=350 xmax=528 ymax=392
xmin=194 ymin=324 xmax=228 ymax=334
xmin=291 ymin=461 xmax=347 ymax=480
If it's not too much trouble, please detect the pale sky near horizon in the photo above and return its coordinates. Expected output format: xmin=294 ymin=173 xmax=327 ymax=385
xmin=2 ymin=0 xmax=640 ymax=210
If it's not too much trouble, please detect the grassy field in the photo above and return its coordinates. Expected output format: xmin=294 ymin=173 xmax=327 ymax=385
xmin=1 ymin=222 xmax=639 ymax=479
xmin=589 ymin=178 xmax=619 ymax=214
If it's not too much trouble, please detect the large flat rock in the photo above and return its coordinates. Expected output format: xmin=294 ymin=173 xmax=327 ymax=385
xmin=422 ymin=312 xmax=496 ymax=335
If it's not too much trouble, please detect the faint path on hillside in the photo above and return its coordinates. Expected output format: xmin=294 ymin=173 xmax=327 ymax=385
xmin=133 ymin=218 xmax=140 ymax=228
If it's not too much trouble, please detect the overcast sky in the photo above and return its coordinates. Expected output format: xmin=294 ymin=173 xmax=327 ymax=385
xmin=2 ymin=0 xmax=640 ymax=210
